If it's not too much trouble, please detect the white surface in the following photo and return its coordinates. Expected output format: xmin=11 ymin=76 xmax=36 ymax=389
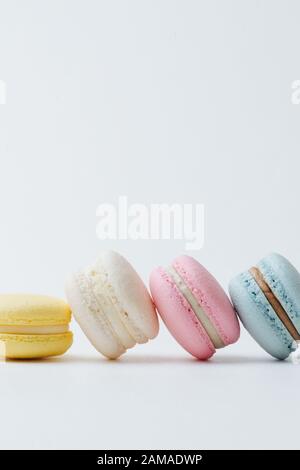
xmin=1 ymin=327 xmax=300 ymax=450
xmin=0 ymin=0 xmax=300 ymax=449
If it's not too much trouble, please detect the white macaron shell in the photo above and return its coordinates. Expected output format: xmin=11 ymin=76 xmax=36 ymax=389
xmin=93 ymin=251 xmax=159 ymax=342
xmin=65 ymin=273 xmax=125 ymax=359
xmin=85 ymin=267 xmax=136 ymax=349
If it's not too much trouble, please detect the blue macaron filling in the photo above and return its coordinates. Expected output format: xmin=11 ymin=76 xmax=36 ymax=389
xmin=258 ymin=253 xmax=300 ymax=333
xmin=240 ymin=270 xmax=295 ymax=350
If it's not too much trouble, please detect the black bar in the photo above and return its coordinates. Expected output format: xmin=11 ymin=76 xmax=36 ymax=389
xmin=0 ymin=450 xmax=298 ymax=466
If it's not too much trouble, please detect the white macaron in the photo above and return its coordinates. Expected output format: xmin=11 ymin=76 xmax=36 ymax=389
xmin=65 ymin=250 xmax=159 ymax=359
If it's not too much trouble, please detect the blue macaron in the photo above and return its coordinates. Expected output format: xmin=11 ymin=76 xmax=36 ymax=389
xmin=229 ymin=253 xmax=300 ymax=360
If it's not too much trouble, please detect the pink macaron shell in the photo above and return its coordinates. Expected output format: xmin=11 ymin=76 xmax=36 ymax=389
xmin=150 ymin=267 xmax=215 ymax=360
xmin=173 ymin=255 xmax=240 ymax=345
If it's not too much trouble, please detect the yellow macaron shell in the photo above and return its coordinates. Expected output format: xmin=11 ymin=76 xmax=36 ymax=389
xmin=0 ymin=294 xmax=71 ymax=326
xmin=0 ymin=294 xmax=73 ymax=359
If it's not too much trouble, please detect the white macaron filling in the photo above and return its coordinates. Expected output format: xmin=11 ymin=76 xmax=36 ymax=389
xmin=74 ymin=268 xmax=149 ymax=358
xmin=86 ymin=266 xmax=148 ymax=345
xmin=74 ymin=271 xmax=126 ymax=353
xmin=84 ymin=269 xmax=137 ymax=349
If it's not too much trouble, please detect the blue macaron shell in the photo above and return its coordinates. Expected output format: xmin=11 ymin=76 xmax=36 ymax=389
xmin=229 ymin=270 xmax=295 ymax=359
xmin=257 ymin=253 xmax=300 ymax=334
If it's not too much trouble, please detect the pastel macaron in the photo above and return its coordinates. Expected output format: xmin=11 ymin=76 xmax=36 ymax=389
xmin=150 ymin=255 xmax=240 ymax=359
xmin=0 ymin=294 xmax=73 ymax=359
xmin=229 ymin=253 xmax=300 ymax=360
xmin=65 ymin=250 xmax=159 ymax=359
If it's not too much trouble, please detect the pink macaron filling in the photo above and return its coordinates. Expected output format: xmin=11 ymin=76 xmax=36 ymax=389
xmin=150 ymin=267 xmax=215 ymax=359
xmin=173 ymin=256 xmax=240 ymax=346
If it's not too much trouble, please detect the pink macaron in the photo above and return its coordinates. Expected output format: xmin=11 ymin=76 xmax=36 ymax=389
xmin=150 ymin=255 xmax=240 ymax=359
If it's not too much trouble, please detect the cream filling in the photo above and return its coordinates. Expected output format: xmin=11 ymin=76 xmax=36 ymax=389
xmin=0 ymin=325 xmax=69 ymax=335
xmin=85 ymin=266 xmax=147 ymax=346
xmin=166 ymin=266 xmax=224 ymax=349
xmin=84 ymin=269 xmax=137 ymax=349
xmin=76 ymin=270 xmax=143 ymax=353
xmin=75 ymin=271 xmax=126 ymax=353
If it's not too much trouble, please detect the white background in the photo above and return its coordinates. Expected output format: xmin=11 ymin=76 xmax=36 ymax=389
xmin=0 ymin=0 xmax=299 ymax=450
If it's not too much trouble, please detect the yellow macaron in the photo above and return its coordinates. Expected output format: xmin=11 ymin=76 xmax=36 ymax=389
xmin=0 ymin=294 xmax=73 ymax=359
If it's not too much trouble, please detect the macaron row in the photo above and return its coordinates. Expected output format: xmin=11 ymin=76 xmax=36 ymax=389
xmin=0 ymin=251 xmax=299 ymax=361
